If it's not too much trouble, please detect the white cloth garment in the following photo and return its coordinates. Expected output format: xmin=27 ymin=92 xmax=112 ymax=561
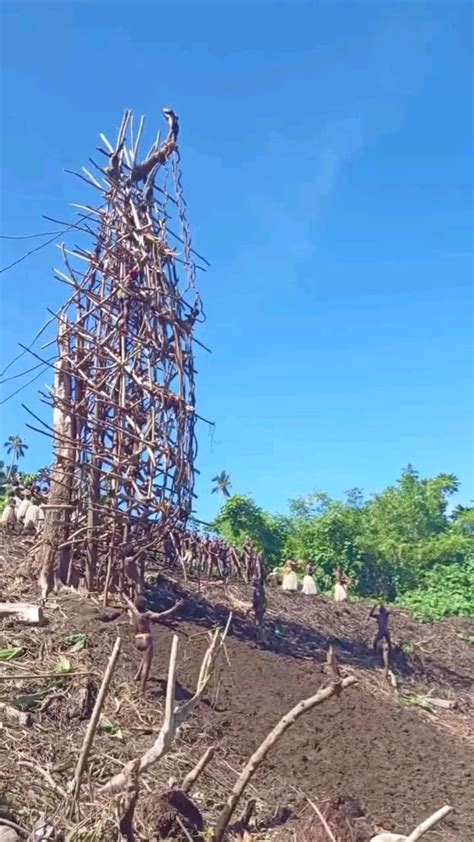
xmin=302 ymin=575 xmax=318 ymax=595
xmin=282 ymin=571 xmax=298 ymax=591
xmin=1 ymin=504 xmax=16 ymax=527
xmin=334 ymin=582 xmax=348 ymax=602
xmin=17 ymin=497 xmax=31 ymax=521
xmin=24 ymin=504 xmax=40 ymax=532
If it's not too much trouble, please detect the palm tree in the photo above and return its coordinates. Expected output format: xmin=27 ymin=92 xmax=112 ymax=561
xmin=4 ymin=435 xmax=28 ymax=480
xmin=211 ymin=470 xmax=232 ymax=498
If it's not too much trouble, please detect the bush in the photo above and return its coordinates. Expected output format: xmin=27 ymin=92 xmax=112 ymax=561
xmin=397 ymin=559 xmax=474 ymax=621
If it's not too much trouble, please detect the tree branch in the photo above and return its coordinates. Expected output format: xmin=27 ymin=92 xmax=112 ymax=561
xmin=181 ymin=746 xmax=215 ymax=794
xmin=406 ymin=805 xmax=452 ymax=842
xmin=213 ymin=669 xmax=357 ymax=842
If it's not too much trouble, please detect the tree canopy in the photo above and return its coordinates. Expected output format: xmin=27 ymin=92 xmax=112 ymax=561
xmin=211 ymin=467 xmax=474 ymax=620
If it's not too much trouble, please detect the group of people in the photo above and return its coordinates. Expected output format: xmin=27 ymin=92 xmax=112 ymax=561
xmin=1 ymin=486 xmax=391 ymax=658
xmin=0 ymin=480 xmax=47 ymax=534
xmin=280 ymin=560 xmax=354 ymax=602
xmin=280 ymin=559 xmax=391 ymax=658
xmin=163 ymin=530 xmax=264 ymax=584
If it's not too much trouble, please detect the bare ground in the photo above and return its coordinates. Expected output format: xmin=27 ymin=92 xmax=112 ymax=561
xmin=0 ymin=534 xmax=473 ymax=841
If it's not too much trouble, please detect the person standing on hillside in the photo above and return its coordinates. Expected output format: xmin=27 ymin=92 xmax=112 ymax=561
xmin=369 ymin=603 xmax=392 ymax=655
xmin=302 ymin=562 xmax=318 ymax=595
xmin=282 ymin=559 xmax=298 ymax=591
xmin=252 ymin=571 xmax=266 ymax=641
xmin=333 ymin=565 xmax=351 ymax=601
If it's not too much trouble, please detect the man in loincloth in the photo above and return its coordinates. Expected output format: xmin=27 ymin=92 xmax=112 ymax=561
xmin=369 ymin=603 xmax=392 ymax=655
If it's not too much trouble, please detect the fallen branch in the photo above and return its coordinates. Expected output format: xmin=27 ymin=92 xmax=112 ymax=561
xmin=213 ymin=655 xmax=357 ymax=842
xmin=17 ymin=760 xmax=67 ymax=798
xmin=370 ymin=805 xmax=453 ymax=842
xmin=175 ymin=816 xmax=194 ymax=842
xmin=71 ymin=636 xmax=121 ymax=805
xmin=102 ymin=616 xmax=231 ymax=793
xmin=0 ymin=817 xmax=28 ymax=837
xmin=406 ymin=805 xmax=452 ymax=842
xmin=181 ymin=745 xmax=215 ymax=793
xmin=420 ymin=696 xmax=456 ymax=711
xmin=0 ymin=670 xmax=94 ymax=681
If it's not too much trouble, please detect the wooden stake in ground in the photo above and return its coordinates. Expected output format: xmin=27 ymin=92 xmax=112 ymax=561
xmin=213 ymin=654 xmax=357 ymax=842
xmin=71 ymin=636 xmax=121 ymax=808
xmin=102 ymin=616 xmax=231 ymax=793
xmin=117 ymin=759 xmax=140 ymax=842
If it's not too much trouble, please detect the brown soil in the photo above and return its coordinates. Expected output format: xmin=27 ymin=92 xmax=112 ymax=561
xmin=1 ymin=535 xmax=473 ymax=841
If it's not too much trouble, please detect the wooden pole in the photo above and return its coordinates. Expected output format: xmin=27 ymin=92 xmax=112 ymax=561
xmin=71 ymin=636 xmax=121 ymax=807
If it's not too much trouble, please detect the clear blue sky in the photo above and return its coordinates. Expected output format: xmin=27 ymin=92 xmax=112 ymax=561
xmin=0 ymin=0 xmax=472 ymax=522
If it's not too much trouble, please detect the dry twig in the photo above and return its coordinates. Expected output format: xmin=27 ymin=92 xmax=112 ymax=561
xmin=181 ymin=745 xmax=215 ymax=793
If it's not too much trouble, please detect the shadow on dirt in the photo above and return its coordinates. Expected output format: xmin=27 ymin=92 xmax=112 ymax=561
xmin=146 ymin=578 xmax=414 ymax=677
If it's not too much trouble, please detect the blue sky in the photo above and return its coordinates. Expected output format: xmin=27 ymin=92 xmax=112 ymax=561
xmin=0 ymin=0 xmax=472 ymax=522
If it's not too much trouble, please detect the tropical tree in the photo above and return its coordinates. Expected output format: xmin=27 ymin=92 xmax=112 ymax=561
xmin=212 ymin=468 xmax=473 ymax=615
xmin=211 ymin=470 xmax=232 ymax=498
xmin=212 ymin=494 xmax=287 ymax=566
xmin=4 ymin=435 xmax=28 ymax=479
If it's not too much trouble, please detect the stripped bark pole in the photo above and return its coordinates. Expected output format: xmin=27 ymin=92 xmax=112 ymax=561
xmin=71 ymin=636 xmax=121 ymax=807
xmin=370 ymin=806 xmax=453 ymax=842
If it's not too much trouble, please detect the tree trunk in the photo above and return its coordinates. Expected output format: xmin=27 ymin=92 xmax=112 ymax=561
xmin=39 ymin=318 xmax=76 ymax=599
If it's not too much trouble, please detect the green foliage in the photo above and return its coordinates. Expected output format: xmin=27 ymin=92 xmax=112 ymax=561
xmin=99 ymin=717 xmax=123 ymax=739
xmin=212 ymin=494 xmax=287 ymax=565
xmin=212 ymin=467 xmax=474 ymax=619
xmin=0 ymin=646 xmax=24 ymax=660
xmin=55 ymin=656 xmax=73 ymax=674
xmin=65 ymin=633 xmax=88 ymax=651
xmin=400 ymin=694 xmax=434 ymax=712
xmin=0 ymin=461 xmax=7 ymax=493
xmin=397 ymin=558 xmax=474 ymax=621
xmin=283 ymin=494 xmax=366 ymax=590
xmin=14 ymin=686 xmax=54 ymax=711
xmin=20 ymin=471 xmax=39 ymax=487
xmin=451 ymin=505 xmax=474 ymax=536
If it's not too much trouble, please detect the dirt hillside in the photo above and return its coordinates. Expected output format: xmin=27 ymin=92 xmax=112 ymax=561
xmin=1 ymin=534 xmax=473 ymax=841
